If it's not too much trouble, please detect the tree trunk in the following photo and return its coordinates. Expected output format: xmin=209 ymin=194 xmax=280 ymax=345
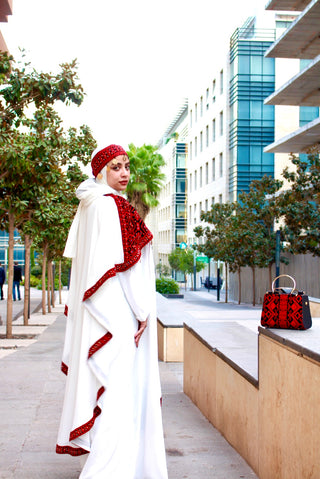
xmin=129 ymin=192 xmax=150 ymax=221
xmin=42 ymin=246 xmax=47 ymax=315
xmin=6 ymin=212 xmax=14 ymax=339
xmin=47 ymin=260 xmax=51 ymax=313
xmin=59 ymin=260 xmax=62 ymax=304
xmin=50 ymin=261 xmax=55 ymax=309
xmin=23 ymin=234 xmax=31 ymax=326
xmin=252 ymin=266 xmax=256 ymax=307
xmin=238 ymin=267 xmax=241 ymax=305
xmin=268 ymin=264 xmax=272 ymax=290
xmin=225 ymin=263 xmax=228 ymax=303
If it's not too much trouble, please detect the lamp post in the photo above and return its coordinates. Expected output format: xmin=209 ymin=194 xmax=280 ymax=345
xmin=275 ymin=230 xmax=280 ymax=288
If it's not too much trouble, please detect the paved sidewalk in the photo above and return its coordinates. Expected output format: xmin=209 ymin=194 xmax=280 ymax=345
xmin=0 ymin=289 xmax=258 ymax=478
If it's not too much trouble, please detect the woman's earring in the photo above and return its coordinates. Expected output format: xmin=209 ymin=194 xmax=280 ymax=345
xmin=97 ymin=173 xmax=103 ymax=180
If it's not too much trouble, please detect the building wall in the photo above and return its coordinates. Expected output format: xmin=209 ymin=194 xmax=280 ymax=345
xmin=228 ymin=25 xmax=276 ymax=201
xmin=187 ymin=57 xmax=229 ymax=246
xmin=152 ymin=107 xmax=188 ymax=273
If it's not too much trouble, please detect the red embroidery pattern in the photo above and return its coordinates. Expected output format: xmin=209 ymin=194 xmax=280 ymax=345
xmin=91 ymin=144 xmax=127 ymax=177
xmin=83 ymin=194 xmax=153 ymax=301
xmin=61 ymin=362 xmax=68 ymax=376
xmin=69 ymin=386 xmax=105 ymax=441
xmin=56 ymin=444 xmax=89 ymax=456
xmin=88 ymin=332 xmax=113 ymax=358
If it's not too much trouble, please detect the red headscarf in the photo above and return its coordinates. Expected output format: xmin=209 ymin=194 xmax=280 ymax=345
xmin=91 ymin=144 xmax=128 ymax=177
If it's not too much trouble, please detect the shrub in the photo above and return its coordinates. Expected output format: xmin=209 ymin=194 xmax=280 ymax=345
xmin=31 ymin=265 xmax=42 ymax=277
xmin=156 ymin=277 xmax=180 ymax=295
xmin=21 ymin=274 xmax=41 ymax=288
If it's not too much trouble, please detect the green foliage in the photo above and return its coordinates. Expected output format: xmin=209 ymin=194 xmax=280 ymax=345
xmin=156 ymin=263 xmax=170 ymax=276
xmin=197 ymin=175 xmax=284 ymax=272
xmin=156 ymin=277 xmax=180 ymax=295
xmin=277 ymin=153 xmax=320 ymax=256
xmin=126 ymin=143 xmax=166 ymax=220
xmin=30 ymin=265 xmax=42 ymax=277
xmin=168 ymin=247 xmax=206 ymax=277
xmin=21 ymin=274 xmax=40 ymax=288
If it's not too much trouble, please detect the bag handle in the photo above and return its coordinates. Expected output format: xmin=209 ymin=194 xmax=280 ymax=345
xmin=272 ymin=274 xmax=296 ymax=294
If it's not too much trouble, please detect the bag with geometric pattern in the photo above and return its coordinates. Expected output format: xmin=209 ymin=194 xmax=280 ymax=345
xmin=261 ymin=275 xmax=312 ymax=330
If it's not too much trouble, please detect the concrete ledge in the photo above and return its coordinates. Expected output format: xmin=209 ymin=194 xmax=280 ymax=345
xmin=184 ymin=319 xmax=320 ymax=478
xmin=156 ymin=293 xmax=188 ymax=362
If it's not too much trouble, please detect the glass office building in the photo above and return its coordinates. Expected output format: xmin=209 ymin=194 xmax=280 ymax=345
xmin=0 ymin=230 xmax=25 ymax=272
xmin=229 ymin=24 xmax=276 ymax=200
xmin=173 ymin=142 xmax=187 ymax=248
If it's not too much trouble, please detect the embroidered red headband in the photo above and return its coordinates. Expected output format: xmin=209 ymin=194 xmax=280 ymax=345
xmin=91 ymin=144 xmax=128 ymax=177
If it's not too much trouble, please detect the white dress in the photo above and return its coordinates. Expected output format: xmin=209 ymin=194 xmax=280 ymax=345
xmin=56 ymin=179 xmax=168 ymax=479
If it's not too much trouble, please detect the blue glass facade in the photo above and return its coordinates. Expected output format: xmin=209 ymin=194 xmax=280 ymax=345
xmin=174 ymin=143 xmax=187 ymax=248
xmin=0 ymin=230 xmax=25 ymax=272
xmin=229 ymin=28 xmax=276 ymax=200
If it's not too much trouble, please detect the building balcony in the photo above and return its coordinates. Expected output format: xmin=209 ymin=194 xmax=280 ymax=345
xmin=265 ymin=0 xmax=320 ymax=59
xmin=265 ymin=53 xmax=320 ymax=106
xmin=266 ymin=0 xmax=311 ymax=11
xmin=0 ymin=0 xmax=12 ymax=22
xmin=264 ymin=115 xmax=320 ymax=153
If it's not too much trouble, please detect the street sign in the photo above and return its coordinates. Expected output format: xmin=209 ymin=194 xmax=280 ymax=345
xmin=196 ymin=256 xmax=209 ymax=263
xmin=179 ymin=242 xmax=187 ymax=250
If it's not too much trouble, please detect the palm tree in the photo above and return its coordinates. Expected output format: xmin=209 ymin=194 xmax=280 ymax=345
xmin=126 ymin=143 xmax=165 ymax=220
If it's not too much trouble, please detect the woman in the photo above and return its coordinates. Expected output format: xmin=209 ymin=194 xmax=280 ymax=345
xmin=56 ymin=144 xmax=168 ymax=479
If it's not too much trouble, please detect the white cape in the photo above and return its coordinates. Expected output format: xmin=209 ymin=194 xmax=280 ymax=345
xmin=57 ymin=179 xmax=168 ymax=479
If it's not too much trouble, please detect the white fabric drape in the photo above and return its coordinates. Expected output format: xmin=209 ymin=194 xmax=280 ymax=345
xmin=57 ymin=179 xmax=168 ymax=479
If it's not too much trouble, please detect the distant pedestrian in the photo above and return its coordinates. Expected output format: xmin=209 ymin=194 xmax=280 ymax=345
xmin=13 ymin=262 xmax=22 ymax=301
xmin=0 ymin=263 xmax=5 ymax=300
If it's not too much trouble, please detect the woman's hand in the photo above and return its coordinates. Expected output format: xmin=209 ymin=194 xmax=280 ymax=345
xmin=134 ymin=319 xmax=148 ymax=347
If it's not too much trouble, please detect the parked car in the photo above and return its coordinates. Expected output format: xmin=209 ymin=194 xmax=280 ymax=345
xmin=202 ymin=276 xmax=223 ymax=290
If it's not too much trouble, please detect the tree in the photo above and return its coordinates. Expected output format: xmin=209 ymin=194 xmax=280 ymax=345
xmin=126 ymin=143 xmax=165 ymax=220
xmin=197 ymin=176 xmax=284 ymax=305
xmin=168 ymin=247 xmax=205 ymax=290
xmin=278 ymin=152 xmax=320 ymax=256
xmin=0 ymin=52 xmax=92 ymax=337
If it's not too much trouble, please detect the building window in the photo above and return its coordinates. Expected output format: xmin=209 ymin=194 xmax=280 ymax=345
xmin=219 ymin=152 xmax=223 ymax=177
xmin=212 ymin=79 xmax=216 ymax=103
xmin=195 ymin=137 xmax=198 ymax=157
xmin=206 ymin=88 xmax=209 ymax=109
xmin=176 ymin=204 xmax=186 ymax=219
xmin=176 ymin=179 xmax=186 ymax=193
xmin=206 ymin=125 xmax=209 ymax=147
xmin=190 ymin=110 xmax=193 ymax=128
xmin=189 ymin=206 xmax=192 ymax=224
xmin=195 ymin=103 xmax=198 ymax=122
xmin=189 ymin=173 xmax=192 ymax=192
xmin=205 ymin=162 xmax=208 ymax=184
xmin=205 ymin=199 xmax=208 ymax=212
xmin=194 ymin=170 xmax=197 ymax=189
xmin=199 ymin=202 xmax=202 ymax=216
xmin=200 ymin=166 xmax=203 ymax=188
xmin=212 ymin=157 xmax=216 ymax=181
xmin=220 ymin=69 xmax=224 ymax=94
xmin=212 ymin=119 xmax=216 ymax=142
xmin=220 ymin=111 xmax=223 ymax=136
xmin=212 ymin=196 xmax=215 ymax=205
xmin=189 ymin=141 xmax=192 ymax=161
xmin=200 ymin=96 xmax=203 ymax=117
xmin=200 ymin=131 xmax=203 ymax=152
xmin=219 ymin=194 xmax=223 ymax=204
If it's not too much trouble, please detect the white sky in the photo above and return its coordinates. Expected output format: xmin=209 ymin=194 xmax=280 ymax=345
xmin=2 ymin=0 xmax=268 ymax=149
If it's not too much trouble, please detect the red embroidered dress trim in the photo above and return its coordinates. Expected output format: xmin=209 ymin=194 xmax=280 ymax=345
xmin=56 ymin=444 xmax=89 ymax=456
xmin=83 ymin=194 xmax=153 ymax=301
xmin=57 ymin=196 xmax=152 ymax=457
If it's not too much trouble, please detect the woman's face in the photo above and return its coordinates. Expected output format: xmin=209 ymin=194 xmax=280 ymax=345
xmin=106 ymin=155 xmax=130 ymax=191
